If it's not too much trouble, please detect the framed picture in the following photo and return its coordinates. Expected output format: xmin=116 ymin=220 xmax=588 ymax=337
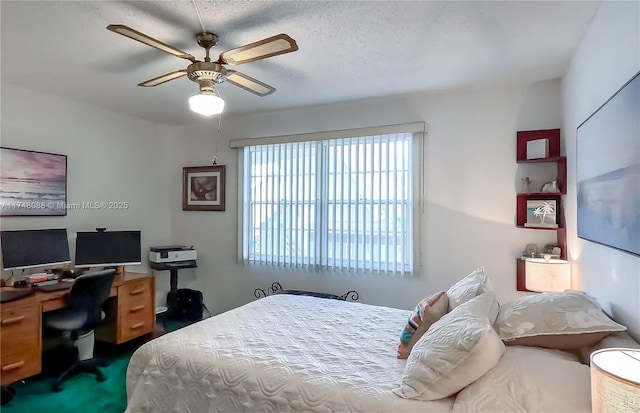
xmin=0 ymin=147 xmax=67 ymax=216
xmin=526 ymin=138 xmax=549 ymax=159
xmin=577 ymin=70 xmax=640 ymax=256
xmin=525 ymin=199 xmax=558 ymax=228
xmin=182 ymin=165 xmax=226 ymax=211
xmin=516 ymin=129 xmax=560 ymax=161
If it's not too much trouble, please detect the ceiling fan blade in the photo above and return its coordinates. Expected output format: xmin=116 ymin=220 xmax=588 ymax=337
xmin=138 ymin=70 xmax=188 ymax=87
xmin=107 ymin=24 xmax=197 ymax=63
xmin=226 ymin=71 xmax=276 ymax=96
xmin=219 ymin=34 xmax=298 ymax=66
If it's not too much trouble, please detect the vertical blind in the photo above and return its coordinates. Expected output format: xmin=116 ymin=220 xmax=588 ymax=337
xmin=241 ymin=131 xmax=417 ymax=274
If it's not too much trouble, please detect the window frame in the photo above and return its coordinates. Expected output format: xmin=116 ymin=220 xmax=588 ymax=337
xmin=233 ymin=123 xmax=425 ymax=275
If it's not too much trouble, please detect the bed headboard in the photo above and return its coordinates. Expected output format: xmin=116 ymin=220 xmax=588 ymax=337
xmin=254 ymin=282 xmax=359 ymax=301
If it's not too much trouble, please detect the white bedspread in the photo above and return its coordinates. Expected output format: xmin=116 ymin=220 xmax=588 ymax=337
xmin=126 ymin=294 xmax=454 ymax=412
xmin=126 ymin=294 xmax=592 ymax=413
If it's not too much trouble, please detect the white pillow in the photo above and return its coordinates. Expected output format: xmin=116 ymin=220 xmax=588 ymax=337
xmin=394 ymin=291 xmax=504 ymax=401
xmin=452 ymin=346 xmax=591 ymax=413
xmin=446 ymin=267 xmax=493 ymax=311
xmin=494 ymin=290 xmax=626 ymax=350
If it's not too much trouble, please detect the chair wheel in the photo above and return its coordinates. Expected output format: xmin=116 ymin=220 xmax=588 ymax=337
xmin=97 ymin=375 xmax=106 ymax=382
xmin=52 ymin=384 xmax=63 ymax=392
xmin=1 ymin=386 xmax=16 ymax=405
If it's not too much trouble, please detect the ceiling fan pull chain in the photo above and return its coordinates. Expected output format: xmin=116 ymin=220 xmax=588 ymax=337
xmin=212 ymin=109 xmax=222 ymax=165
xmin=191 ymin=0 xmax=207 ymax=33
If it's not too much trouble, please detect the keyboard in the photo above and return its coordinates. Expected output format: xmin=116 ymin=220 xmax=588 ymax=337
xmin=34 ymin=282 xmax=73 ymax=292
xmin=0 ymin=289 xmax=35 ymax=303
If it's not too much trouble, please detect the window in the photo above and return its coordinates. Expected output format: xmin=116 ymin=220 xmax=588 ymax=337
xmin=235 ymin=124 xmax=423 ymax=274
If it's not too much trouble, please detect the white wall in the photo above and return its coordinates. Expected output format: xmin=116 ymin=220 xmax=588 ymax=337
xmin=2 ymin=3 xmax=635 ymax=342
xmin=172 ymin=80 xmax=564 ymax=315
xmin=1 ymin=83 xmax=175 ymax=303
xmin=562 ymin=1 xmax=640 ymax=340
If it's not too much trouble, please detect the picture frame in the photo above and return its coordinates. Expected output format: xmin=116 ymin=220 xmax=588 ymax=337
xmin=0 ymin=147 xmax=67 ymax=216
xmin=182 ymin=165 xmax=226 ymax=211
xmin=577 ymin=70 xmax=639 ymax=256
xmin=526 ymin=138 xmax=549 ymax=160
xmin=516 ymin=129 xmax=560 ymax=162
xmin=524 ymin=199 xmax=558 ymax=228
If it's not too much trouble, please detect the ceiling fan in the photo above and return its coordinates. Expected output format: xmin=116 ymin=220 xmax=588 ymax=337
xmin=107 ymin=24 xmax=298 ymax=116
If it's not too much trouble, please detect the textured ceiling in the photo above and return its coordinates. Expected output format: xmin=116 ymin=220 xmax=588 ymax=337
xmin=1 ymin=1 xmax=600 ymax=125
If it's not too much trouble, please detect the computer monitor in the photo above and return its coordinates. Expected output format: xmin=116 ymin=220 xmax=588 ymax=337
xmin=74 ymin=230 xmax=142 ymax=269
xmin=0 ymin=228 xmax=72 ymax=271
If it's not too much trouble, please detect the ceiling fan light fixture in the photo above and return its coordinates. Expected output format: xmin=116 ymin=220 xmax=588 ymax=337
xmin=107 ymin=24 xmax=299 ymax=111
xmin=189 ymin=91 xmax=225 ymax=117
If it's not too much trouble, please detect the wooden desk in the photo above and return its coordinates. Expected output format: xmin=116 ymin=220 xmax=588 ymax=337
xmin=0 ymin=272 xmax=155 ymax=386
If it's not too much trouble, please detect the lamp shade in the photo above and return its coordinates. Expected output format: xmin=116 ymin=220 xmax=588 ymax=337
xmin=189 ymin=92 xmax=225 ymax=116
xmin=591 ymin=348 xmax=640 ymax=412
xmin=525 ymin=258 xmax=571 ymax=292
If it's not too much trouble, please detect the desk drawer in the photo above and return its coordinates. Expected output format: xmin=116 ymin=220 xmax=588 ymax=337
xmin=1 ymin=302 xmax=40 ymax=385
xmin=117 ymin=278 xmax=153 ymax=342
xmin=119 ymin=279 xmax=152 ymax=310
xmin=119 ymin=306 xmax=154 ymax=343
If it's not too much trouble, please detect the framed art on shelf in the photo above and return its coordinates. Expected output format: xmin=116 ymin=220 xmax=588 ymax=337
xmin=577 ymin=71 xmax=639 ymax=256
xmin=0 ymin=147 xmax=67 ymax=216
xmin=525 ymin=199 xmax=558 ymax=228
xmin=182 ymin=165 xmax=226 ymax=211
xmin=516 ymin=129 xmax=561 ymax=162
xmin=526 ymin=138 xmax=549 ymax=160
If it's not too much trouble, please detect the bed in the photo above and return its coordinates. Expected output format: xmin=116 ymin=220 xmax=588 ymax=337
xmin=126 ymin=269 xmax=636 ymax=413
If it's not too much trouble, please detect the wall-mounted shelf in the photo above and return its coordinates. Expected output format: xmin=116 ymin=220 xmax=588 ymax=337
xmin=516 ymin=128 xmax=561 ymax=160
xmin=516 ymin=192 xmax=565 ymax=228
xmin=515 ymin=129 xmax=567 ymax=291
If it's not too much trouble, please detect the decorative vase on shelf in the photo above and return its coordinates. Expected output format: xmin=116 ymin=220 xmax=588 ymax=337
xmin=540 ymin=179 xmax=559 ymax=193
xmin=521 ymin=177 xmax=531 ymax=194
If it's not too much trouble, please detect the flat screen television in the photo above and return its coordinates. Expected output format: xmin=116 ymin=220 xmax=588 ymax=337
xmin=0 ymin=228 xmax=71 ymax=271
xmin=576 ymin=70 xmax=640 ymax=257
xmin=74 ymin=230 xmax=142 ymax=268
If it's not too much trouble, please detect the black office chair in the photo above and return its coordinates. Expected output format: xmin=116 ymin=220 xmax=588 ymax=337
xmin=43 ymin=269 xmax=116 ymax=392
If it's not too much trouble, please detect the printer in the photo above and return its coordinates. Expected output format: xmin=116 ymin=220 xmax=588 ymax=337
xmin=149 ymin=245 xmax=197 ymax=270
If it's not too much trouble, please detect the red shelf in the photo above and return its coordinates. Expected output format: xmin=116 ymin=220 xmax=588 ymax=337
xmin=517 ymin=192 xmax=563 ymax=197
xmin=516 ymin=195 xmax=564 ymax=228
xmin=517 ymin=156 xmax=564 ymax=164
xmin=516 ymin=259 xmax=530 ymax=292
xmin=516 ymin=129 xmax=561 ymax=162
xmin=515 ymin=129 xmax=567 ymax=292
xmin=517 ymin=156 xmax=566 ymax=194
xmin=516 ymin=225 xmax=560 ymax=230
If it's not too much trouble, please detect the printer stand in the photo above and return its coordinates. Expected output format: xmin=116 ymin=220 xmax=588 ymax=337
xmin=170 ymin=269 xmax=178 ymax=293
xmin=149 ymin=246 xmax=199 ymax=322
xmin=150 ymin=261 xmax=198 ymax=293
xmin=150 ymin=261 xmax=197 ymax=321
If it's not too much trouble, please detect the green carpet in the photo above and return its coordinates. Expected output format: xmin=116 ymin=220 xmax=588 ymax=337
xmin=2 ymin=344 xmax=132 ymax=413
xmin=3 ymin=321 xmax=188 ymax=412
